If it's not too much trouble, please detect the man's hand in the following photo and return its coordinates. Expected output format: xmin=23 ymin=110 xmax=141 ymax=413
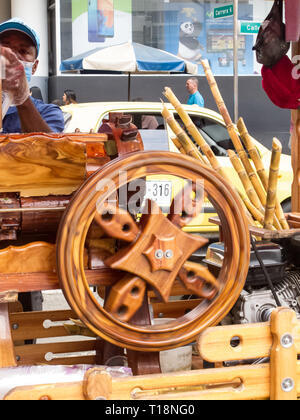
xmin=0 ymin=46 xmax=30 ymax=106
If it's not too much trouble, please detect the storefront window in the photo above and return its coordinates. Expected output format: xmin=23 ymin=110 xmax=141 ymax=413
xmin=59 ymin=0 xmax=273 ymax=76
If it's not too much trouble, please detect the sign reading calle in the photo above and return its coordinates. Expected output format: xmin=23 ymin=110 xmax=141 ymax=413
xmin=240 ymin=21 xmax=261 ymax=35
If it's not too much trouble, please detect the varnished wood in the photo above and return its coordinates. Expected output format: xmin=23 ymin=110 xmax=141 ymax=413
xmin=10 ymin=310 xmax=77 ymax=341
xmin=0 ymin=193 xmax=20 ymax=240
xmin=0 ymin=303 xmax=17 ymax=368
xmin=0 ymin=135 xmax=86 ymax=196
xmin=95 ymin=203 xmax=140 ymax=243
xmin=0 ymin=133 xmax=110 ymax=198
xmin=270 ymin=308 xmax=298 ymax=400
xmin=291 ymin=40 xmax=300 ymax=212
xmin=168 ymin=181 xmax=205 ymax=228
xmin=104 ymin=275 xmax=146 ymax=322
xmin=98 ymin=113 xmax=144 ymax=157
xmin=14 ymin=340 xmax=97 ymax=366
xmin=0 ymin=269 xmax=123 ymax=294
xmin=83 ymin=368 xmax=112 ymax=400
xmin=20 ymin=195 xmax=71 ymax=234
xmin=105 ymin=200 xmax=206 ymax=302
xmin=57 ymin=151 xmax=250 ymax=351
xmin=4 ymin=382 xmax=85 ymax=401
xmin=5 ymin=308 xmax=300 ymax=400
xmin=0 ymin=242 xmax=56 ymax=274
xmin=126 ymin=292 xmax=161 ymax=375
xmin=152 ymin=299 xmax=202 ymax=318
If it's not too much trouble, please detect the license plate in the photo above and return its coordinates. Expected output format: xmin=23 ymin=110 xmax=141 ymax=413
xmin=144 ymin=180 xmax=172 ymax=209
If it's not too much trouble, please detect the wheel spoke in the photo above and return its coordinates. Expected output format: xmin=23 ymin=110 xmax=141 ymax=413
xmin=179 ymin=261 xmax=220 ymax=300
xmin=168 ymin=181 xmax=204 ymax=228
xmin=104 ymin=275 xmax=147 ymax=322
xmin=95 ymin=202 xmax=140 ymax=242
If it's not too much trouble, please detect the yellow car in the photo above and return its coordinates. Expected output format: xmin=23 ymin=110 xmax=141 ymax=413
xmin=62 ymin=101 xmax=292 ymax=234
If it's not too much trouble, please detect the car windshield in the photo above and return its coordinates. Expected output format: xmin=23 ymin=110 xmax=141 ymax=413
xmin=139 ymin=129 xmax=169 ymax=152
xmin=173 ymin=114 xmax=234 ymax=157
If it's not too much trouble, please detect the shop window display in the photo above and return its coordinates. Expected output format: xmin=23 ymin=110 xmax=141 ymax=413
xmin=59 ymin=0 xmax=274 ymax=76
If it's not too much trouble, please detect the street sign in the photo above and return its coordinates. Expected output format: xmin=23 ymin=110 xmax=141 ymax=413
xmin=214 ymin=5 xmax=234 ymax=19
xmin=240 ymin=21 xmax=261 ymax=35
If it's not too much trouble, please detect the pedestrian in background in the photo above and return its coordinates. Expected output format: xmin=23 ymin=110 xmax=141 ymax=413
xmin=30 ymin=86 xmax=44 ymax=102
xmin=62 ymin=89 xmax=77 ymax=105
xmin=186 ymin=77 xmax=204 ymax=107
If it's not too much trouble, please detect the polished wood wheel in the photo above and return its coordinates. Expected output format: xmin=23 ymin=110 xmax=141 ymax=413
xmin=57 ymin=151 xmax=250 ymax=351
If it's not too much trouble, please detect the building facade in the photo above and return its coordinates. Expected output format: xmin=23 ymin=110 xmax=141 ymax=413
xmin=0 ymin=0 xmax=291 ymax=149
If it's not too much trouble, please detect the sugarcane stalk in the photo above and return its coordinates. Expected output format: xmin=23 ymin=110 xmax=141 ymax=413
xmin=228 ymin=150 xmax=266 ymax=226
xmin=161 ymin=103 xmax=207 ymax=165
xmin=200 ymin=60 xmax=276 ymax=208
xmin=201 ymin=59 xmax=244 ymax=151
xmin=237 ymin=117 xmax=289 ymax=229
xmin=201 ymin=59 xmax=286 ymax=230
xmin=171 ymin=136 xmax=187 ymax=155
xmin=171 ymin=136 xmax=211 ymax=167
xmin=237 ymin=149 xmax=282 ymax=230
xmin=264 ymin=138 xmax=282 ymax=230
xmin=200 ymin=60 xmax=232 ymax=127
xmin=163 ymin=87 xmax=224 ymax=168
xmin=162 ymin=92 xmax=226 ymax=176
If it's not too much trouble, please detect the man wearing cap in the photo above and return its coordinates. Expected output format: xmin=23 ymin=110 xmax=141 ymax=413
xmin=0 ymin=18 xmax=64 ymax=133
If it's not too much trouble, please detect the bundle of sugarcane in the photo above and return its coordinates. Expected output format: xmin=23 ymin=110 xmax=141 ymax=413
xmin=162 ymin=87 xmax=285 ymax=231
xmin=200 ymin=58 xmax=288 ymax=230
xmin=264 ymin=138 xmax=282 ymax=230
xmin=162 ymin=101 xmax=221 ymax=172
xmin=237 ymin=117 xmax=289 ymax=230
xmin=161 ymin=94 xmax=261 ymax=227
xmin=160 ymin=102 xmax=207 ymax=165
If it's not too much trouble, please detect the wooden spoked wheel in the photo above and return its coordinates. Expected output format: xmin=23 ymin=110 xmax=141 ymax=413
xmin=57 ymin=151 xmax=250 ymax=352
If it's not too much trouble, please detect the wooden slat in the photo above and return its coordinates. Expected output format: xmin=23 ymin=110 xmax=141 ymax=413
xmin=4 ymin=382 xmax=85 ymax=401
xmin=0 ymin=242 xmax=55 ymax=274
xmin=10 ymin=310 xmax=77 ymax=341
xmin=8 ymin=362 xmax=300 ymax=401
xmin=0 ymin=303 xmax=17 ymax=368
xmin=198 ymin=322 xmax=273 ymax=363
xmin=198 ymin=308 xmax=300 ymax=364
xmin=270 ymin=308 xmax=298 ymax=400
xmin=0 ymin=268 xmax=122 ymax=293
xmin=14 ymin=340 xmax=96 ymax=366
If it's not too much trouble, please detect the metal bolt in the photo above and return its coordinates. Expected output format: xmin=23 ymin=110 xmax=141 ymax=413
xmin=155 ymin=249 xmax=164 ymax=259
xmin=165 ymin=249 xmax=173 ymax=259
xmin=15 ymin=355 xmax=20 ymax=362
xmin=94 ymin=396 xmax=107 ymax=400
xmin=280 ymin=333 xmax=294 ymax=349
xmin=281 ymin=378 xmax=295 ymax=393
xmin=12 ymin=323 xmax=19 ymax=330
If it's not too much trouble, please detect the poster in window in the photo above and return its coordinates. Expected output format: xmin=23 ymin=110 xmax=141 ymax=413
xmin=88 ymin=0 xmax=114 ymax=42
xmin=164 ymin=2 xmax=254 ymax=76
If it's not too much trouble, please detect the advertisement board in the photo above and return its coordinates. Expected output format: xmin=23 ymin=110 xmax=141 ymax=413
xmin=163 ymin=1 xmax=254 ymax=75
